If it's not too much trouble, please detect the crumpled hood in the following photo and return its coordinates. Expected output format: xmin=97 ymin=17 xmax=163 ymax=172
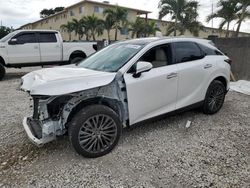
xmin=21 ymin=67 xmax=116 ymax=96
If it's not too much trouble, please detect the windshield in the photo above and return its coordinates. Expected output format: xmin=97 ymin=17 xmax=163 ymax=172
xmin=78 ymin=43 xmax=144 ymax=72
xmin=0 ymin=31 xmax=18 ymax=42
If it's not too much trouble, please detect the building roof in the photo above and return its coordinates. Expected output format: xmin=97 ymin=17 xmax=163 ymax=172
xmin=19 ymin=0 xmax=151 ymax=29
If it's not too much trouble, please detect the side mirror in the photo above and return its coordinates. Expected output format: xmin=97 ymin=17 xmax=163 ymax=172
xmin=8 ymin=38 xmax=18 ymax=45
xmin=133 ymin=61 xmax=153 ymax=78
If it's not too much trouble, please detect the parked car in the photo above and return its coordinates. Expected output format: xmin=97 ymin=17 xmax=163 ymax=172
xmin=20 ymin=37 xmax=231 ymax=158
xmin=0 ymin=30 xmax=96 ymax=80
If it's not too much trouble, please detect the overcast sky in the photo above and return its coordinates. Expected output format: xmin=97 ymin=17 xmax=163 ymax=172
xmin=0 ymin=0 xmax=250 ymax=33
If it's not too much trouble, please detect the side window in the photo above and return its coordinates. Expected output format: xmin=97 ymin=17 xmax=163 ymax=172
xmin=16 ymin=33 xmax=37 ymax=44
xmin=39 ymin=33 xmax=57 ymax=43
xmin=198 ymin=43 xmax=223 ymax=56
xmin=139 ymin=44 xmax=172 ymax=68
xmin=174 ymin=42 xmax=203 ymax=63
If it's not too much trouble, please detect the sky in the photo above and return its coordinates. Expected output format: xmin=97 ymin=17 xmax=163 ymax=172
xmin=0 ymin=0 xmax=250 ymax=33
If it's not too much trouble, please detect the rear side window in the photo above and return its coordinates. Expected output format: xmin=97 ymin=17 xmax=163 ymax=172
xmin=198 ymin=43 xmax=223 ymax=56
xmin=174 ymin=42 xmax=203 ymax=63
xmin=16 ymin=33 xmax=37 ymax=43
xmin=39 ymin=33 xmax=57 ymax=43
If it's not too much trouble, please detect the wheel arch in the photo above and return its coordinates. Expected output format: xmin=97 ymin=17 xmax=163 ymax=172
xmin=65 ymin=97 xmax=125 ymax=127
xmin=213 ymin=76 xmax=228 ymax=89
xmin=69 ymin=50 xmax=87 ymax=61
xmin=0 ymin=56 xmax=6 ymax=66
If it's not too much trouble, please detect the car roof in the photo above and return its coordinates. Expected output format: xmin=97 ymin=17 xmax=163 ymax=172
xmin=16 ymin=29 xmax=58 ymax=33
xmin=119 ymin=37 xmax=214 ymax=47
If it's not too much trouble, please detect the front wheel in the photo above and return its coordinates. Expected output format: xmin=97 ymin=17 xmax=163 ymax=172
xmin=68 ymin=105 xmax=122 ymax=158
xmin=203 ymin=80 xmax=226 ymax=114
xmin=0 ymin=64 xmax=6 ymax=81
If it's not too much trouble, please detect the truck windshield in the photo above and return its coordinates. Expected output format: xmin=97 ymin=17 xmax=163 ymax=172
xmin=0 ymin=31 xmax=18 ymax=42
xmin=78 ymin=43 xmax=144 ymax=72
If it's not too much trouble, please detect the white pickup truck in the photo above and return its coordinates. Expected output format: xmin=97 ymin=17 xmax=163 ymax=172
xmin=0 ymin=30 xmax=97 ymax=80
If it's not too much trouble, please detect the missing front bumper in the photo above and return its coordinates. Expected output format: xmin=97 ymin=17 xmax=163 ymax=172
xmin=23 ymin=117 xmax=55 ymax=146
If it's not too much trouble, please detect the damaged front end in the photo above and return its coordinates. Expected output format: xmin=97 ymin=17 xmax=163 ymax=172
xmin=22 ymin=73 xmax=129 ymax=146
xmin=23 ymin=95 xmax=71 ymax=146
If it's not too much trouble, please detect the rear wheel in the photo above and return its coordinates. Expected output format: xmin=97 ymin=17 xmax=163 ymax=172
xmin=70 ymin=57 xmax=84 ymax=64
xmin=68 ymin=105 xmax=122 ymax=158
xmin=0 ymin=64 xmax=6 ymax=81
xmin=203 ymin=80 xmax=226 ymax=114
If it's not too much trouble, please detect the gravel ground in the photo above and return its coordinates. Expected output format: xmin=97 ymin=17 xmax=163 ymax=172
xmin=0 ymin=67 xmax=249 ymax=188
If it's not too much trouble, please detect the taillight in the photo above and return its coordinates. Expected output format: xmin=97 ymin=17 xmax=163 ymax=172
xmin=224 ymin=59 xmax=232 ymax=65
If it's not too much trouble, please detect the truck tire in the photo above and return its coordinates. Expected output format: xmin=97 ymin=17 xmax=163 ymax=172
xmin=203 ymin=80 xmax=226 ymax=114
xmin=0 ymin=64 xmax=6 ymax=81
xmin=70 ymin=57 xmax=84 ymax=64
xmin=68 ymin=104 xmax=122 ymax=158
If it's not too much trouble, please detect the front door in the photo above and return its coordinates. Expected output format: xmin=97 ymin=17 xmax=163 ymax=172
xmin=124 ymin=44 xmax=178 ymax=125
xmin=7 ymin=32 xmax=40 ymax=64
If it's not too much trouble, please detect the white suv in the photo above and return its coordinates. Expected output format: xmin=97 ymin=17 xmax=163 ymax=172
xmin=21 ymin=37 xmax=231 ymax=158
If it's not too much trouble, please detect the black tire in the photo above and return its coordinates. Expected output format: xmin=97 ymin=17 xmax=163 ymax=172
xmin=70 ymin=57 xmax=84 ymax=64
xmin=203 ymin=80 xmax=226 ymax=114
xmin=68 ymin=104 xmax=122 ymax=158
xmin=0 ymin=64 xmax=6 ymax=81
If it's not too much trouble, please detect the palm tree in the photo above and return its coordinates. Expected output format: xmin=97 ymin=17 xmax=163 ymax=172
xmin=102 ymin=16 xmax=115 ymax=41
xmin=144 ymin=21 xmax=161 ymax=37
xmin=71 ymin=18 xmax=84 ymax=40
xmin=104 ymin=6 xmax=128 ymax=41
xmin=129 ymin=18 xmax=146 ymax=38
xmin=158 ymin=0 xmax=200 ymax=36
xmin=207 ymin=0 xmax=239 ymax=38
xmin=82 ymin=15 xmax=104 ymax=41
xmin=60 ymin=21 xmax=74 ymax=41
xmin=233 ymin=0 xmax=250 ymax=37
xmin=129 ymin=18 xmax=161 ymax=38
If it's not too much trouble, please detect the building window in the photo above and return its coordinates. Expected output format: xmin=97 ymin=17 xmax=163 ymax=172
xmin=70 ymin=10 xmax=74 ymax=16
xmin=79 ymin=6 xmax=84 ymax=14
xmin=94 ymin=6 xmax=104 ymax=13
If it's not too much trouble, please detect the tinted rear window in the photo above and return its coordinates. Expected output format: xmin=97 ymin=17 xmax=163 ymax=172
xmin=39 ymin=33 xmax=57 ymax=43
xmin=174 ymin=42 xmax=203 ymax=63
xmin=198 ymin=43 xmax=223 ymax=56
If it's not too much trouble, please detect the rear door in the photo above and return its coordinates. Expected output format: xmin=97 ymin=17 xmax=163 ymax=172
xmin=7 ymin=32 xmax=40 ymax=64
xmin=173 ymin=42 xmax=216 ymax=109
xmin=38 ymin=32 xmax=62 ymax=62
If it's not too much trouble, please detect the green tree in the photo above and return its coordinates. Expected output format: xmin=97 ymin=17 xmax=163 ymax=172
xmin=207 ymin=0 xmax=239 ymax=38
xmin=102 ymin=16 xmax=115 ymax=41
xmin=82 ymin=15 xmax=104 ymax=41
xmin=71 ymin=18 xmax=84 ymax=40
xmin=0 ymin=26 xmax=11 ymax=39
xmin=104 ymin=6 xmax=128 ymax=41
xmin=129 ymin=18 xmax=160 ymax=38
xmin=40 ymin=7 xmax=64 ymax=18
xmin=158 ymin=0 xmax=201 ymax=36
xmin=144 ymin=21 xmax=161 ymax=37
xmin=129 ymin=18 xmax=146 ymax=38
xmin=233 ymin=0 xmax=250 ymax=37
xmin=60 ymin=21 xmax=74 ymax=41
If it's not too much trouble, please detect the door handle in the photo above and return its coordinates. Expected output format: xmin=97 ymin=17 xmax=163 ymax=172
xmin=167 ymin=73 xmax=178 ymax=79
xmin=204 ymin=64 xmax=212 ymax=69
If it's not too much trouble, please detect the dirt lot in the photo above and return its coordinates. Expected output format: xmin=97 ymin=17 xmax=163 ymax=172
xmin=0 ymin=67 xmax=249 ymax=188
